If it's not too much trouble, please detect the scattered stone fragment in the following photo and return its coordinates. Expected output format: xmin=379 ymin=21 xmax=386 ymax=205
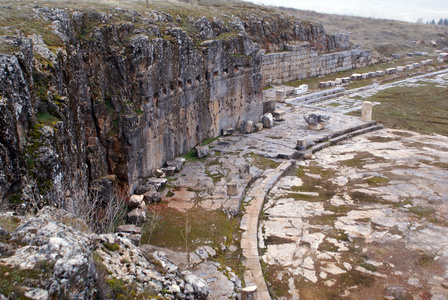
xmin=226 ymin=181 xmax=238 ymax=196
xmin=385 ymin=68 xmax=396 ymax=75
xmin=242 ymin=121 xmax=253 ymax=134
xmin=272 ymin=110 xmax=285 ymax=121
xmin=239 ymin=163 xmax=251 ymax=179
xmin=115 ymin=224 xmax=142 ymax=234
xmin=296 ymin=139 xmax=307 ymax=150
xmin=134 ymin=181 xmax=157 ymax=195
xmin=262 ymin=113 xmax=274 ymax=128
xmin=143 ymin=190 xmax=162 ymax=203
xmin=222 ymin=127 xmax=234 ymax=136
xmin=155 ymin=168 xmax=165 ymax=178
xmin=263 ymin=100 xmax=275 ymax=114
xmin=127 ymin=208 xmax=147 ymax=224
xmin=275 ymin=90 xmax=286 ymax=102
xmin=195 ymin=145 xmax=210 ymax=159
xmin=166 ymin=157 xmax=185 ymax=172
xmin=254 ymin=122 xmax=263 ymax=131
xmin=24 ymin=288 xmax=49 ymax=300
xmin=129 ymin=194 xmax=145 ymax=208
xmin=147 ymin=178 xmax=168 ymax=191
xmin=161 ymin=166 xmax=176 ymax=176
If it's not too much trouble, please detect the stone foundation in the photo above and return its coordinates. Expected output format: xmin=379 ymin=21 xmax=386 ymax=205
xmin=262 ymin=44 xmax=371 ymax=86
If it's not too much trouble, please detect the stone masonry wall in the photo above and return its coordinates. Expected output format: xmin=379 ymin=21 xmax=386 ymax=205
xmin=262 ymin=44 xmax=372 ymax=85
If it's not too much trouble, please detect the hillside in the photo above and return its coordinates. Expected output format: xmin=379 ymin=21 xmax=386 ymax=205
xmin=275 ymin=6 xmax=448 ymax=57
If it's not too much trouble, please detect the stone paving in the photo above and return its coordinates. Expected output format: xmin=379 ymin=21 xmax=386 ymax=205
xmin=260 ymin=129 xmax=448 ymax=299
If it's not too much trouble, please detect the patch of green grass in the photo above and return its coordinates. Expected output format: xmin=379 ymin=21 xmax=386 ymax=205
xmin=201 ymin=136 xmax=220 ymax=146
xmin=0 ymin=215 xmax=21 ymax=232
xmin=103 ymin=242 xmax=120 ymax=252
xmin=267 ymin=136 xmax=282 ymax=140
xmin=408 ymin=206 xmax=435 ymax=218
xmin=263 ymin=85 xmax=273 ymax=90
xmin=348 ymin=82 xmax=448 ymax=136
xmin=359 ymin=262 xmax=378 ymax=272
xmin=0 ymin=261 xmax=55 ymax=299
xmin=365 ymin=176 xmax=390 ymax=186
xmin=244 ymin=153 xmax=280 ymax=170
xmin=350 ymin=191 xmax=381 ymax=203
xmin=36 ymin=111 xmax=60 ymax=126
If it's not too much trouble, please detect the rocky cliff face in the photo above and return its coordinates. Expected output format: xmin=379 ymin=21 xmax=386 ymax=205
xmin=0 ymin=4 xmax=352 ymax=209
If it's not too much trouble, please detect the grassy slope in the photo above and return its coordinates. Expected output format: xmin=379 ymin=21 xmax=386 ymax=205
xmin=274 ymin=6 xmax=448 ymax=57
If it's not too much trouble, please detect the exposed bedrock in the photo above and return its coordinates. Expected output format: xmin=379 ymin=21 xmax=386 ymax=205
xmin=0 ymin=7 xmax=369 ymax=207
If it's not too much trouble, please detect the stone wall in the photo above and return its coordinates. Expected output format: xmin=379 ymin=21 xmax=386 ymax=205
xmin=262 ymin=44 xmax=372 ymax=85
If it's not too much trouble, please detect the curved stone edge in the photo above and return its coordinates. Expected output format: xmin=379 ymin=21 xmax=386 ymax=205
xmin=240 ymin=160 xmax=296 ymax=300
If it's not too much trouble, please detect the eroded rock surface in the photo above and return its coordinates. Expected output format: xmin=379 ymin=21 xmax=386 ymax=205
xmin=261 ymin=129 xmax=448 ymax=299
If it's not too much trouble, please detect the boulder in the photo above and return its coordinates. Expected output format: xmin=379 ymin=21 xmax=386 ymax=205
xmin=242 ymin=121 xmax=253 ymax=134
xmin=134 ymin=182 xmax=157 ymax=195
xmin=254 ymin=122 xmax=263 ymax=131
xmin=239 ymin=163 xmax=250 ymax=179
xmin=272 ymin=110 xmax=285 ymax=121
xmin=161 ymin=166 xmax=177 ymax=176
xmin=195 ymin=145 xmax=210 ymax=158
xmin=147 ymin=178 xmax=168 ymax=191
xmin=184 ymin=272 xmax=209 ymax=299
xmin=262 ymin=113 xmax=273 ymax=128
xmin=129 ymin=194 xmax=145 ymax=209
xmin=143 ymin=190 xmax=162 ymax=203
xmin=166 ymin=157 xmax=186 ymax=172
xmin=127 ymin=208 xmax=147 ymax=224
xmin=222 ymin=127 xmax=234 ymax=136
xmin=262 ymin=100 xmax=275 ymax=114
xmin=115 ymin=224 xmax=142 ymax=234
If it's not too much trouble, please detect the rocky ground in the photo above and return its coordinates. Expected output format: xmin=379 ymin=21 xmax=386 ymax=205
xmin=1 ymin=70 xmax=448 ymax=299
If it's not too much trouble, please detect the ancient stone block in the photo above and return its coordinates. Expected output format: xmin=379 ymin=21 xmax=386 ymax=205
xmin=143 ymin=190 xmax=162 ymax=203
xmin=161 ymin=166 xmax=176 ymax=176
xmin=254 ymin=122 xmax=263 ymax=131
xmin=296 ymin=139 xmax=307 ymax=150
xmin=129 ymin=194 xmax=145 ymax=209
xmin=262 ymin=113 xmax=274 ymax=128
xmin=242 ymin=286 xmax=257 ymax=300
xmin=341 ymin=77 xmax=351 ymax=83
xmin=361 ymin=101 xmax=373 ymax=122
xmin=396 ymin=66 xmax=405 ymax=72
xmin=239 ymin=163 xmax=250 ymax=179
xmin=263 ymin=100 xmax=275 ymax=114
xmin=166 ymin=157 xmax=185 ymax=172
xmin=406 ymin=64 xmax=413 ymax=70
xmin=275 ymin=90 xmax=286 ymax=102
xmin=226 ymin=181 xmax=238 ymax=196
xmin=272 ymin=110 xmax=285 ymax=121
xmin=375 ymin=70 xmax=384 ymax=77
xmin=222 ymin=127 xmax=234 ymax=136
xmin=134 ymin=182 xmax=157 ymax=195
xmin=385 ymin=68 xmax=396 ymax=75
xmin=412 ymin=63 xmax=421 ymax=68
xmin=115 ymin=224 xmax=142 ymax=234
xmin=242 ymin=121 xmax=253 ymax=134
xmin=147 ymin=178 xmax=168 ymax=191
xmin=127 ymin=208 xmax=147 ymax=224
xmin=195 ymin=145 xmax=210 ymax=158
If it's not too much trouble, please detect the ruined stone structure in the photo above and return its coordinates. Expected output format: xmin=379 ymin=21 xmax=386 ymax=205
xmin=262 ymin=44 xmax=372 ymax=85
xmin=0 ymin=5 xmax=371 ymax=207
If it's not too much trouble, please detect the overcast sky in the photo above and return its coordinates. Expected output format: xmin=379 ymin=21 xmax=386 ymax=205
xmin=243 ymin=0 xmax=448 ymax=23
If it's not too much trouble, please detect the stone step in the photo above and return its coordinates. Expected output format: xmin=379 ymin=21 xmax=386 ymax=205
xmin=298 ymin=123 xmax=384 ymax=158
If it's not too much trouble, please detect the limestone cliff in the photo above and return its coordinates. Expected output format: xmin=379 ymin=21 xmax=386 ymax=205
xmin=0 ymin=3 xmax=356 ymax=209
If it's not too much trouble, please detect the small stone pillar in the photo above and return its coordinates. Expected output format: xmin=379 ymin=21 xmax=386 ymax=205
xmin=275 ymin=90 xmax=286 ymax=103
xmin=241 ymin=286 xmax=257 ymax=300
xmin=361 ymin=101 xmax=372 ymax=122
xmin=296 ymin=139 xmax=307 ymax=150
xmin=226 ymin=181 xmax=238 ymax=196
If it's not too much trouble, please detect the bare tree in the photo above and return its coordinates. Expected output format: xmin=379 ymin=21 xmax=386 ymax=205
xmin=145 ymin=205 xmax=160 ymax=244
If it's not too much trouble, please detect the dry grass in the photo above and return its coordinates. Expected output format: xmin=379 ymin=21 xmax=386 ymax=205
xmin=275 ymin=6 xmax=448 ymax=56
